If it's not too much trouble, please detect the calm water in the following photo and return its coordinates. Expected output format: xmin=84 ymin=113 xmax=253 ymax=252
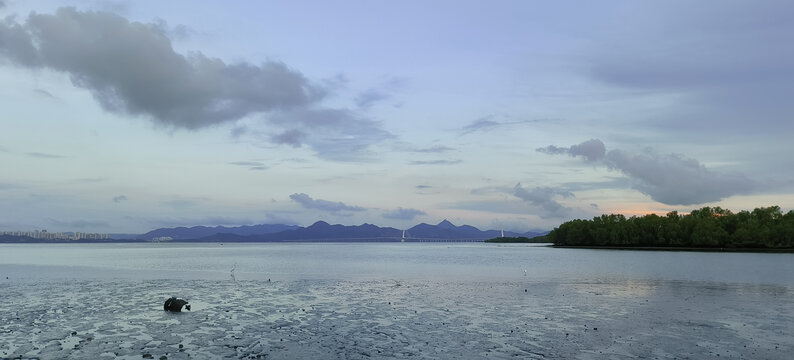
xmin=1 ymin=242 xmax=792 ymax=285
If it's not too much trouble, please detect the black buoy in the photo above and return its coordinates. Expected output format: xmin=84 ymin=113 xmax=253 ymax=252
xmin=164 ymin=297 xmax=191 ymax=312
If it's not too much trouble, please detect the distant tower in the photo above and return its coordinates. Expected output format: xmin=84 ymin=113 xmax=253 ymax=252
xmin=501 ymin=229 xmax=505 ymax=238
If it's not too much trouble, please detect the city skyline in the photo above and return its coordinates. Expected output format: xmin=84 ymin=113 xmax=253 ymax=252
xmin=1 ymin=1 xmax=793 ymax=233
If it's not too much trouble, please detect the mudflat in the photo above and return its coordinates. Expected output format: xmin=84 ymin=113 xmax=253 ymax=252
xmin=1 ymin=277 xmax=791 ymax=359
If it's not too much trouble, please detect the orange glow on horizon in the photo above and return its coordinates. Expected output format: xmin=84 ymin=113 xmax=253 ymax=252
xmin=598 ymin=205 xmax=675 ymax=218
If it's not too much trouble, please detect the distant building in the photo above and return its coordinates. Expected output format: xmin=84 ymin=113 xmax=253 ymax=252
xmin=0 ymin=230 xmax=109 ymax=240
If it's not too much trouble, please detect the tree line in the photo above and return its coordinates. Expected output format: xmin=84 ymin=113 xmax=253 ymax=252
xmin=548 ymin=206 xmax=794 ymax=249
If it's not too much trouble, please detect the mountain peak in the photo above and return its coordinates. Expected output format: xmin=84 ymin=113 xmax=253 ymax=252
xmin=437 ymin=219 xmax=456 ymax=229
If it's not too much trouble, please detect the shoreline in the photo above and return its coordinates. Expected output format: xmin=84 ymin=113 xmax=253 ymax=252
xmin=552 ymin=245 xmax=794 ymax=253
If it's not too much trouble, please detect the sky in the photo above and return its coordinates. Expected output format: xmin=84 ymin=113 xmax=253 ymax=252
xmin=1 ymin=0 xmax=793 ymax=234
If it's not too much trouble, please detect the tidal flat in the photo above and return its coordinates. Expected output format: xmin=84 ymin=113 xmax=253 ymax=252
xmin=1 ymin=277 xmax=791 ymax=359
xmin=1 ymin=243 xmax=793 ymax=359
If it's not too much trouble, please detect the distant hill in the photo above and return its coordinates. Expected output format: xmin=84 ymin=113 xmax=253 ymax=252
xmin=140 ymin=224 xmax=300 ymax=240
xmin=1 ymin=221 xmax=548 ymax=243
xmin=198 ymin=221 xmax=402 ymax=242
xmin=191 ymin=220 xmax=548 ymax=242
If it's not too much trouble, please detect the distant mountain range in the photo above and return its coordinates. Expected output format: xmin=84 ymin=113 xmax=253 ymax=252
xmin=119 ymin=220 xmax=548 ymax=242
xmin=139 ymin=224 xmax=300 ymax=240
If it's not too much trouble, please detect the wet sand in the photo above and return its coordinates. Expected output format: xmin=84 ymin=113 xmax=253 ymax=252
xmin=1 ymin=278 xmax=792 ymax=359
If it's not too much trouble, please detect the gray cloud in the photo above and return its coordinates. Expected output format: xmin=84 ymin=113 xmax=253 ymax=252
xmin=355 ymin=88 xmax=390 ymax=109
xmin=46 ymin=218 xmax=109 ymax=229
xmin=536 ymin=139 xmax=605 ymax=162
xmin=33 ymin=88 xmax=57 ymax=99
xmin=228 ymin=160 xmax=267 ymax=171
xmin=605 ymin=149 xmax=755 ymax=205
xmin=354 ymin=77 xmax=404 ymax=109
xmin=229 ymin=126 xmax=248 ymax=138
xmin=152 ymin=18 xmax=194 ymax=41
xmin=0 ymin=181 xmax=24 ymax=190
xmin=0 ymin=8 xmax=323 ymax=129
xmin=270 ymin=129 xmax=306 ymax=148
xmin=289 ymin=193 xmax=366 ymax=213
xmin=460 ymin=118 xmax=500 ymax=135
xmin=410 ymin=159 xmax=461 ymax=165
xmin=160 ymin=198 xmax=205 ymax=209
xmin=512 ymin=183 xmax=573 ymax=218
xmin=539 ymin=139 xmax=757 ymax=205
xmin=26 ymin=152 xmax=66 ymax=159
xmin=382 ymin=207 xmax=427 ymax=220
xmin=142 ymin=215 xmax=254 ymax=228
xmin=460 ymin=117 xmax=539 ymax=135
xmin=535 ymin=145 xmax=567 ymax=156
xmin=0 ymin=8 xmax=395 ymax=161
xmin=587 ymin=2 xmax=794 ymax=134
xmin=267 ymin=108 xmax=394 ymax=161
xmin=413 ymin=145 xmax=455 ymax=153
xmin=113 ymin=195 xmax=127 ymax=203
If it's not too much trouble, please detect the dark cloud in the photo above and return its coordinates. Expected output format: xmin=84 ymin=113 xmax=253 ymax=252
xmin=569 ymin=139 xmax=606 ymax=162
xmin=289 ymin=193 xmax=366 ymax=213
xmin=512 ymin=183 xmax=573 ymax=218
xmin=0 ymin=8 xmax=395 ymax=160
xmin=410 ymin=160 xmax=461 ymax=165
xmin=539 ymin=139 xmax=757 ymax=205
xmin=113 ymin=195 xmax=127 ymax=203
xmin=0 ymin=8 xmax=323 ymax=129
xmin=382 ymin=207 xmax=426 ymax=220
xmin=536 ymin=139 xmax=605 ymax=162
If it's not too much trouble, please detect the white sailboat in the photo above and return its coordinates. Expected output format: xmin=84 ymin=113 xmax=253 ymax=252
xmin=401 ymin=230 xmax=406 ymax=243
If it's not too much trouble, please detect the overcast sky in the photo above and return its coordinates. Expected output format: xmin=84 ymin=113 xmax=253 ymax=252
xmin=1 ymin=0 xmax=793 ymax=233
